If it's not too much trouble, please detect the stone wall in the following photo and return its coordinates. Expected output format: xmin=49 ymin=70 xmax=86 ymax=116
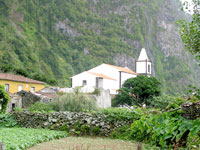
xmin=6 ymin=94 xmax=22 ymax=113
xmin=17 ymin=91 xmax=41 ymax=108
xmin=0 ymin=142 xmax=5 ymax=150
xmin=95 ymin=88 xmax=111 ymax=108
xmin=12 ymin=111 xmax=132 ymax=136
xmin=182 ymin=101 xmax=200 ymax=120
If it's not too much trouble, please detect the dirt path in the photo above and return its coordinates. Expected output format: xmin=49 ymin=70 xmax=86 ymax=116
xmin=29 ymin=136 xmax=139 ymax=150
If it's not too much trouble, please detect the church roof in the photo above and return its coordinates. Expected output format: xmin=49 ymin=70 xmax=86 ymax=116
xmin=138 ymin=48 xmax=150 ymax=61
xmin=105 ymin=64 xmax=137 ymax=75
xmin=87 ymin=72 xmax=116 ymax=81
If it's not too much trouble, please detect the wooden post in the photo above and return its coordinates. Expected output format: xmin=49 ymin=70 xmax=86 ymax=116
xmin=0 ymin=142 xmax=4 ymax=150
xmin=137 ymin=142 xmax=142 ymax=150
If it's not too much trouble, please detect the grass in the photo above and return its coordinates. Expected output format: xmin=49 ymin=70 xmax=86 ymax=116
xmin=29 ymin=136 xmax=156 ymax=150
xmin=0 ymin=128 xmax=68 ymax=150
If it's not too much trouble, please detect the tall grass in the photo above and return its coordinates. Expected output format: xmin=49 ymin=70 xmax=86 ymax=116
xmin=50 ymin=93 xmax=98 ymax=112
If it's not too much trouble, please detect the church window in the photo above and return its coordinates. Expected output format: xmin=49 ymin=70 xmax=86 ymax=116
xmin=148 ymin=65 xmax=151 ymax=73
xmin=82 ymin=80 xmax=87 ymax=86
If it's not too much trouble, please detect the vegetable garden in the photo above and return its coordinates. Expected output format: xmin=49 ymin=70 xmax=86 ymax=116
xmin=0 ymin=128 xmax=67 ymax=150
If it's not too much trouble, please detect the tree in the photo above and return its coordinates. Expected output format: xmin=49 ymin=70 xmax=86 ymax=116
xmin=0 ymin=85 xmax=10 ymax=113
xmin=178 ymin=0 xmax=200 ymax=60
xmin=112 ymin=76 xmax=161 ymax=107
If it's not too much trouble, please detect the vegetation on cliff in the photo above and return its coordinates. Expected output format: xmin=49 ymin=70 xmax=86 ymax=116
xmin=0 ymin=0 xmax=199 ymax=94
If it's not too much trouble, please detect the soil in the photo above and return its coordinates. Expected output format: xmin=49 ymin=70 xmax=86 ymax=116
xmin=29 ymin=136 xmax=139 ymax=150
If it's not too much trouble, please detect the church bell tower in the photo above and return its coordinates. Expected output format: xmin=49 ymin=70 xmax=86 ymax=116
xmin=136 ymin=48 xmax=152 ymax=76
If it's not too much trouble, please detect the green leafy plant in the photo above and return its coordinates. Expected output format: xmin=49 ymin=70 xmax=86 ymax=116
xmin=27 ymin=102 xmax=53 ymax=113
xmin=0 ymin=113 xmax=18 ymax=128
xmin=14 ymin=107 xmax=23 ymax=112
xmin=178 ymin=0 xmax=200 ymax=60
xmin=0 ymin=85 xmax=10 ymax=113
xmin=100 ymin=107 xmax=146 ymax=122
xmin=128 ymin=112 xmax=200 ymax=149
xmin=167 ymin=97 xmax=186 ymax=110
xmin=80 ymin=125 xmax=90 ymax=135
xmin=187 ymin=121 xmax=200 ymax=150
xmin=0 ymin=128 xmax=67 ymax=150
xmin=110 ymin=125 xmax=131 ymax=140
xmin=150 ymin=95 xmax=187 ymax=110
xmin=187 ymin=85 xmax=200 ymax=101
xmin=92 ymin=126 xmax=101 ymax=136
xmin=149 ymin=94 xmax=176 ymax=109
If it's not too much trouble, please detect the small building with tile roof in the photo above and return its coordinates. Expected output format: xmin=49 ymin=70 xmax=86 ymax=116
xmin=0 ymin=73 xmax=46 ymax=94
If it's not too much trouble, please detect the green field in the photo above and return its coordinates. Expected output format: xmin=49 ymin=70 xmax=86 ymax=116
xmin=0 ymin=128 xmax=67 ymax=150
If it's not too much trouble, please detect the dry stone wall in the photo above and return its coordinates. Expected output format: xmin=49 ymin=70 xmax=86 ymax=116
xmin=182 ymin=101 xmax=200 ymax=120
xmin=12 ymin=111 xmax=132 ymax=136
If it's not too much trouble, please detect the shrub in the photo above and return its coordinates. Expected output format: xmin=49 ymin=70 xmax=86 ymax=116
xmin=112 ymin=76 xmax=161 ymax=107
xmin=128 ymin=111 xmax=200 ymax=149
xmin=92 ymin=126 xmax=101 ymax=136
xmin=50 ymin=93 xmax=98 ymax=112
xmin=149 ymin=95 xmax=186 ymax=110
xmin=28 ymin=102 xmax=53 ymax=113
xmin=14 ymin=107 xmax=23 ymax=112
xmin=167 ymin=97 xmax=186 ymax=110
xmin=80 ymin=125 xmax=90 ymax=135
xmin=0 ymin=113 xmax=18 ymax=127
xmin=110 ymin=125 xmax=130 ymax=140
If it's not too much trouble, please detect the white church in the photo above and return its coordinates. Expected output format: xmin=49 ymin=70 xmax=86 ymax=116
xmin=71 ymin=48 xmax=152 ymax=95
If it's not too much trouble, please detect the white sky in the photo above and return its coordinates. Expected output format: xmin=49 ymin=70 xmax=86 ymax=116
xmin=180 ymin=0 xmax=194 ymax=14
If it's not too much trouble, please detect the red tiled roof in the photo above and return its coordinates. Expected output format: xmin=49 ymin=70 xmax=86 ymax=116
xmin=0 ymin=73 xmax=45 ymax=84
xmin=88 ymin=72 xmax=116 ymax=81
xmin=106 ymin=64 xmax=137 ymax=75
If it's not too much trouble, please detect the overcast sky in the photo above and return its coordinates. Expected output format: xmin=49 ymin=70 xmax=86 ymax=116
xmin=180 ymin=0 xmax=194 ymax=14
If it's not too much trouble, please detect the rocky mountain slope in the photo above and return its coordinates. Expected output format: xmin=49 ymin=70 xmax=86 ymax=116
xmin=0 ymin=0 xmax=199 ymax=94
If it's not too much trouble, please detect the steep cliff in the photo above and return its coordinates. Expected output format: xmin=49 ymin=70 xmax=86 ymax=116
xmin=0 ymin=0 xmax=199 ymax=94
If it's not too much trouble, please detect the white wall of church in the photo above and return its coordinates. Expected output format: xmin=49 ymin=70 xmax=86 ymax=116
xmin=103 ymin=79 xmax=117 ymax=92
xmin=136 ymin=61 xmax=147 ymax=74
xmin=136 ymin=61 xmax=152 ymax=75
xmin=72 ymin=71 xmax=118 ymax=94
xmin=72 ymin=72 xmax=96 ymax=88
xmin=89 ymin=64 xmax=120 ymax=81
xmin=121 ymin=72 xmax=137 ymax=87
